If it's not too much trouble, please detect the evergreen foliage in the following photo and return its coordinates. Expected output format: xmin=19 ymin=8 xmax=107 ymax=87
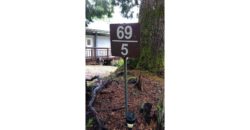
xmin=86 ymin=0 xmax=139 ymax=26
xmin=86 ymin=0 xmax=114 ymax=26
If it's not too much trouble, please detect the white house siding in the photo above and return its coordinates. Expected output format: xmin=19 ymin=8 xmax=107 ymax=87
xmin=96 ymin=36 xmax=110 ymax=48
xmin=96 ymin=36 xmax=111 ymax=57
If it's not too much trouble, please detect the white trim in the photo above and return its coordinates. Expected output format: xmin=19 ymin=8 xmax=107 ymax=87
xmin=112 ymin=40 xmax=138 ymax=43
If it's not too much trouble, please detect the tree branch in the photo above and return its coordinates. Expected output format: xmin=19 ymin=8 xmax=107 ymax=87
xmin=87 ymin=76 xmax=119 ymax=130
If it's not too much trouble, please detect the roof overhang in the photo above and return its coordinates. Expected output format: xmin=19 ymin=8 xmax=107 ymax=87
xmin=86 ymin=28 xmax=110 ymax=36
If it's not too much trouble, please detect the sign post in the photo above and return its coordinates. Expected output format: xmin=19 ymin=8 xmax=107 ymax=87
xmin=110 ymin=23 xmax=140 ymax=129
xmin=124 ymin=57 xmax=128 ymax=114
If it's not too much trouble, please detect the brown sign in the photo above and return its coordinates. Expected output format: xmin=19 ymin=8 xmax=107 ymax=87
xmin=110 ymin=23 xmax=140 ymax=58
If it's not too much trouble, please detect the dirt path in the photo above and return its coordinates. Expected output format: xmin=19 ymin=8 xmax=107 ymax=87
xmin=85 ymin=65 xmax=118 ymax=79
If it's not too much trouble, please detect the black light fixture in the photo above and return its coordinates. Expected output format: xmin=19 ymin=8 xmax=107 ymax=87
xmin=126 ymin=112 xmax=136 ymax=129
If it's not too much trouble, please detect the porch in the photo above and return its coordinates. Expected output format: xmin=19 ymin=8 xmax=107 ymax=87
xmin=85 ymin=47 xmax=119 ymax=65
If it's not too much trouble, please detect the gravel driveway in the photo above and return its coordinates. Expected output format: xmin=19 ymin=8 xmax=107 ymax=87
xmin=85 ymin=65 xmax=118 ymax=79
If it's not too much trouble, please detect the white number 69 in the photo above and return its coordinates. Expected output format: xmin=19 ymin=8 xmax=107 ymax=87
xmin=117 ymin=25 xmax=132 ymax=39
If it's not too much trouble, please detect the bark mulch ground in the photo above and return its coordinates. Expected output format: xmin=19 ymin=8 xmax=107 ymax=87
xmin=87 ymin=70 xmax=164 ymax=130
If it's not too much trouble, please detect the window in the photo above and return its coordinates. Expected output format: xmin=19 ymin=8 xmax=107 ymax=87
xmin=86 ymin=38 xmax=93 ymax=47
xmin=87 ymin=39 xmax=91 ymax=46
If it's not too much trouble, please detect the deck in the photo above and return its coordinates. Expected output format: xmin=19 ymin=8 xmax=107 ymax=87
xmin=85 ymin=47 xmax=119 ymax=64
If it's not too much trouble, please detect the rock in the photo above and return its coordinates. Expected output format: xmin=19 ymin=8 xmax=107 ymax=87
xmin=140 ymin=103 xmax=153 ymax=124
xmin=128 ymin=77 xmax=137 ymax=84
xmin=116 ymin=71 xmax=124 ymax=77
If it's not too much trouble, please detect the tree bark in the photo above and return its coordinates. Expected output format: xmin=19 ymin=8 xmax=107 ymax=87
xmin=136 ymin=0 xmax=164 ymax=73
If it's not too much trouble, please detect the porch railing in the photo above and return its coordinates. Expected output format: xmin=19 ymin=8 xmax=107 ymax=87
xmin=86 ymin=47 xmax=112 ymax=60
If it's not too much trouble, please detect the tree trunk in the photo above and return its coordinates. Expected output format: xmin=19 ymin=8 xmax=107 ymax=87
xmin=136 ymin=0 xmax=164 ymax=73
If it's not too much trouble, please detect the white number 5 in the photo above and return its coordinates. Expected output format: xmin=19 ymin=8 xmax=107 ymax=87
xmin=121 ymin=43 xmax=128 ymax=56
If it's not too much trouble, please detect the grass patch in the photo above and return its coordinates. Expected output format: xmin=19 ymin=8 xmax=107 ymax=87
xmin=86 ymin=117 xmax=94 ymax=128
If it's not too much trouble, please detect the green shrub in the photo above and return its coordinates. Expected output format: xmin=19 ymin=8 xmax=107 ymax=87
xmin=86 ymin=118 xmax=94 ymax=128
xmin=156 ymin=99 xmax=164 ymax=129
xmin=114 ymin=58 xmax=124 ymax=68
xmin=127 ymin=58 xmax=138 ymax=69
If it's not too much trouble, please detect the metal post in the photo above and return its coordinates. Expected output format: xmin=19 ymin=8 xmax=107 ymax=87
xmin=124 ymin=57 xmax=128 ymax=115
xmin=107 ymin=48 xmax=109 ymax=58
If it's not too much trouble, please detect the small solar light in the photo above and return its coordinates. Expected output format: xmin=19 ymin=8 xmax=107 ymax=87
xmin=126 ymin=112 xmax=136 ymax=130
